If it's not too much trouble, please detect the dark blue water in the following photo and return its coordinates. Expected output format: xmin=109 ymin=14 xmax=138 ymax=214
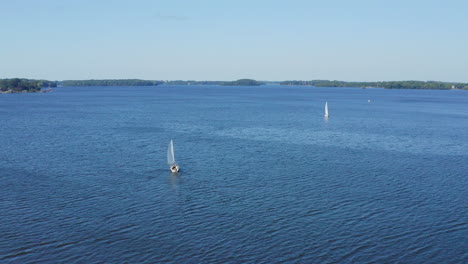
xmin=1 ymin=86 xmax=467 ymax=263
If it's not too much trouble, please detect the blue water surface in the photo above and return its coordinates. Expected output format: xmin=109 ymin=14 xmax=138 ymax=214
xmin=0 ymin=86 xmax=467 ymax=263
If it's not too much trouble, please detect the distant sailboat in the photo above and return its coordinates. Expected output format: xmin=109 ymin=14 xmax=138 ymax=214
xmin=167 ymin=140 xmax=180 ymax=173
xmin=324 ymin=101 xmax=329 ymax=118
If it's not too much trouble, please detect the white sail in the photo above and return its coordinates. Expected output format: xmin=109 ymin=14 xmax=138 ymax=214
xmin=167 ymin=140 xmax=176 ymax=165
xmin=324 ymin=101 xmax=329 ymax=117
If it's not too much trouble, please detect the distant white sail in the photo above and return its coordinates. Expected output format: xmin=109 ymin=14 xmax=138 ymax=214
xmin=167 ymin=140 xmax=176 ymax=165
xmin=324 ymin=101 xmax=329 ymax=117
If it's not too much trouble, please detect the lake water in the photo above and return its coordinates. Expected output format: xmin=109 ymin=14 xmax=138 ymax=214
xmin=0 ymin=85 xmax=467 ymax=263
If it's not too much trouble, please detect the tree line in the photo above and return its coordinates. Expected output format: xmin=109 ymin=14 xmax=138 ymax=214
xmin=0 ymin=78 xmax=57 ymax=93
xmin=164 ymin=79 xmax=264 ymax=86
xmin=221 ymin=79 xmax=263 ymax=86
xmin=61 ymin=79 xmax=164 ymax=86
xmin=164 ymin=80 xmax=224 ymax=85
xmin=3 ymin=78 xmax=467 ymax=92
xmin=280 ymin=80 xmax=468 ymax=90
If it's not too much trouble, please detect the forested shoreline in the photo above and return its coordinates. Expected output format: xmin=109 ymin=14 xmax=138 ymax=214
xmin=3 ymin=78 xmax=468 ymax=93
xmin=0 ymin=78 xmax=56 ymax=93
xmin=280 ymin=80 xmax=468 ymax=90
xmin=162 ymin=79 xmax=263 ymax=86
xmin=61 ymin=79 xmax=163 ymax=86
xmin=221 ymin=79 xmax=263 ymax=86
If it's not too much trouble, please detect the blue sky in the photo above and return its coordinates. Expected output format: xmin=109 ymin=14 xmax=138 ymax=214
xmin=1 ymin=0 xmax=467 ymax=81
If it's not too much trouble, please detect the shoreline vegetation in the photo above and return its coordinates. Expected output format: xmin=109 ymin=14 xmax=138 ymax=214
xmin=61 ymin=79 xmax=164 ymax=87
xmin=54 ymin=79 xmax=468 ymax=90
xmin=2 ymin=78 xmax=468 ymax=93
xmin=61 ymin=79 xmax=263 ymax=86
xmin=0 ymin=78 xmax=57 ymax=93
xmin=279 ymin=80 xmax=468 ymax=90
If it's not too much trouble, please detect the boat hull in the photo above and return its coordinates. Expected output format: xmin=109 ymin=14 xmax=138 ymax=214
xmin=170 ymin=165 xmax=180 ymax=173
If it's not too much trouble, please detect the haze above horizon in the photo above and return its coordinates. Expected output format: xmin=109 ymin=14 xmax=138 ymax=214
xmin=1 ymin=0 xmax=467 ymax=82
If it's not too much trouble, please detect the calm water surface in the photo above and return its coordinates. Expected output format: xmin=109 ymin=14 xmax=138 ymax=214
xmin=1 ymin=86 xmax=467 ymax=263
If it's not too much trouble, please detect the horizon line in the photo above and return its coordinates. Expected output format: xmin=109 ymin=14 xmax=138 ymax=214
xmin=2 ymin=77 xmax=468 ymax=84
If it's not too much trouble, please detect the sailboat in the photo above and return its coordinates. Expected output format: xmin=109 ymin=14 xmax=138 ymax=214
xmin=167 ymin=140 xmax=180 ymax=173
xmin=324 ymin=101 xmax=329 ymax=118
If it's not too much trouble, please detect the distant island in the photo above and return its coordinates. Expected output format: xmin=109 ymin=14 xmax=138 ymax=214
xmin=61 ymin=79 xmax=163 ymax=86
xmin=160 ymin=79 xmax=264 ymax=86
xmin=164 ymin=80 xmax=224 ymax=85
xmin=57 ymin=79 xmax=468 ymax=89
xmin=0 ymin=78 xmax=56 ymax=93
xmin=3 ymin=78 xmax=468 ymax=93
xmin=60 ymin=78 xmax=263 ymax=87
xmin=280 ymin=80 xmax=468 ymax=90
xmin=221 ymin=79 xmax=263 ymax=86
